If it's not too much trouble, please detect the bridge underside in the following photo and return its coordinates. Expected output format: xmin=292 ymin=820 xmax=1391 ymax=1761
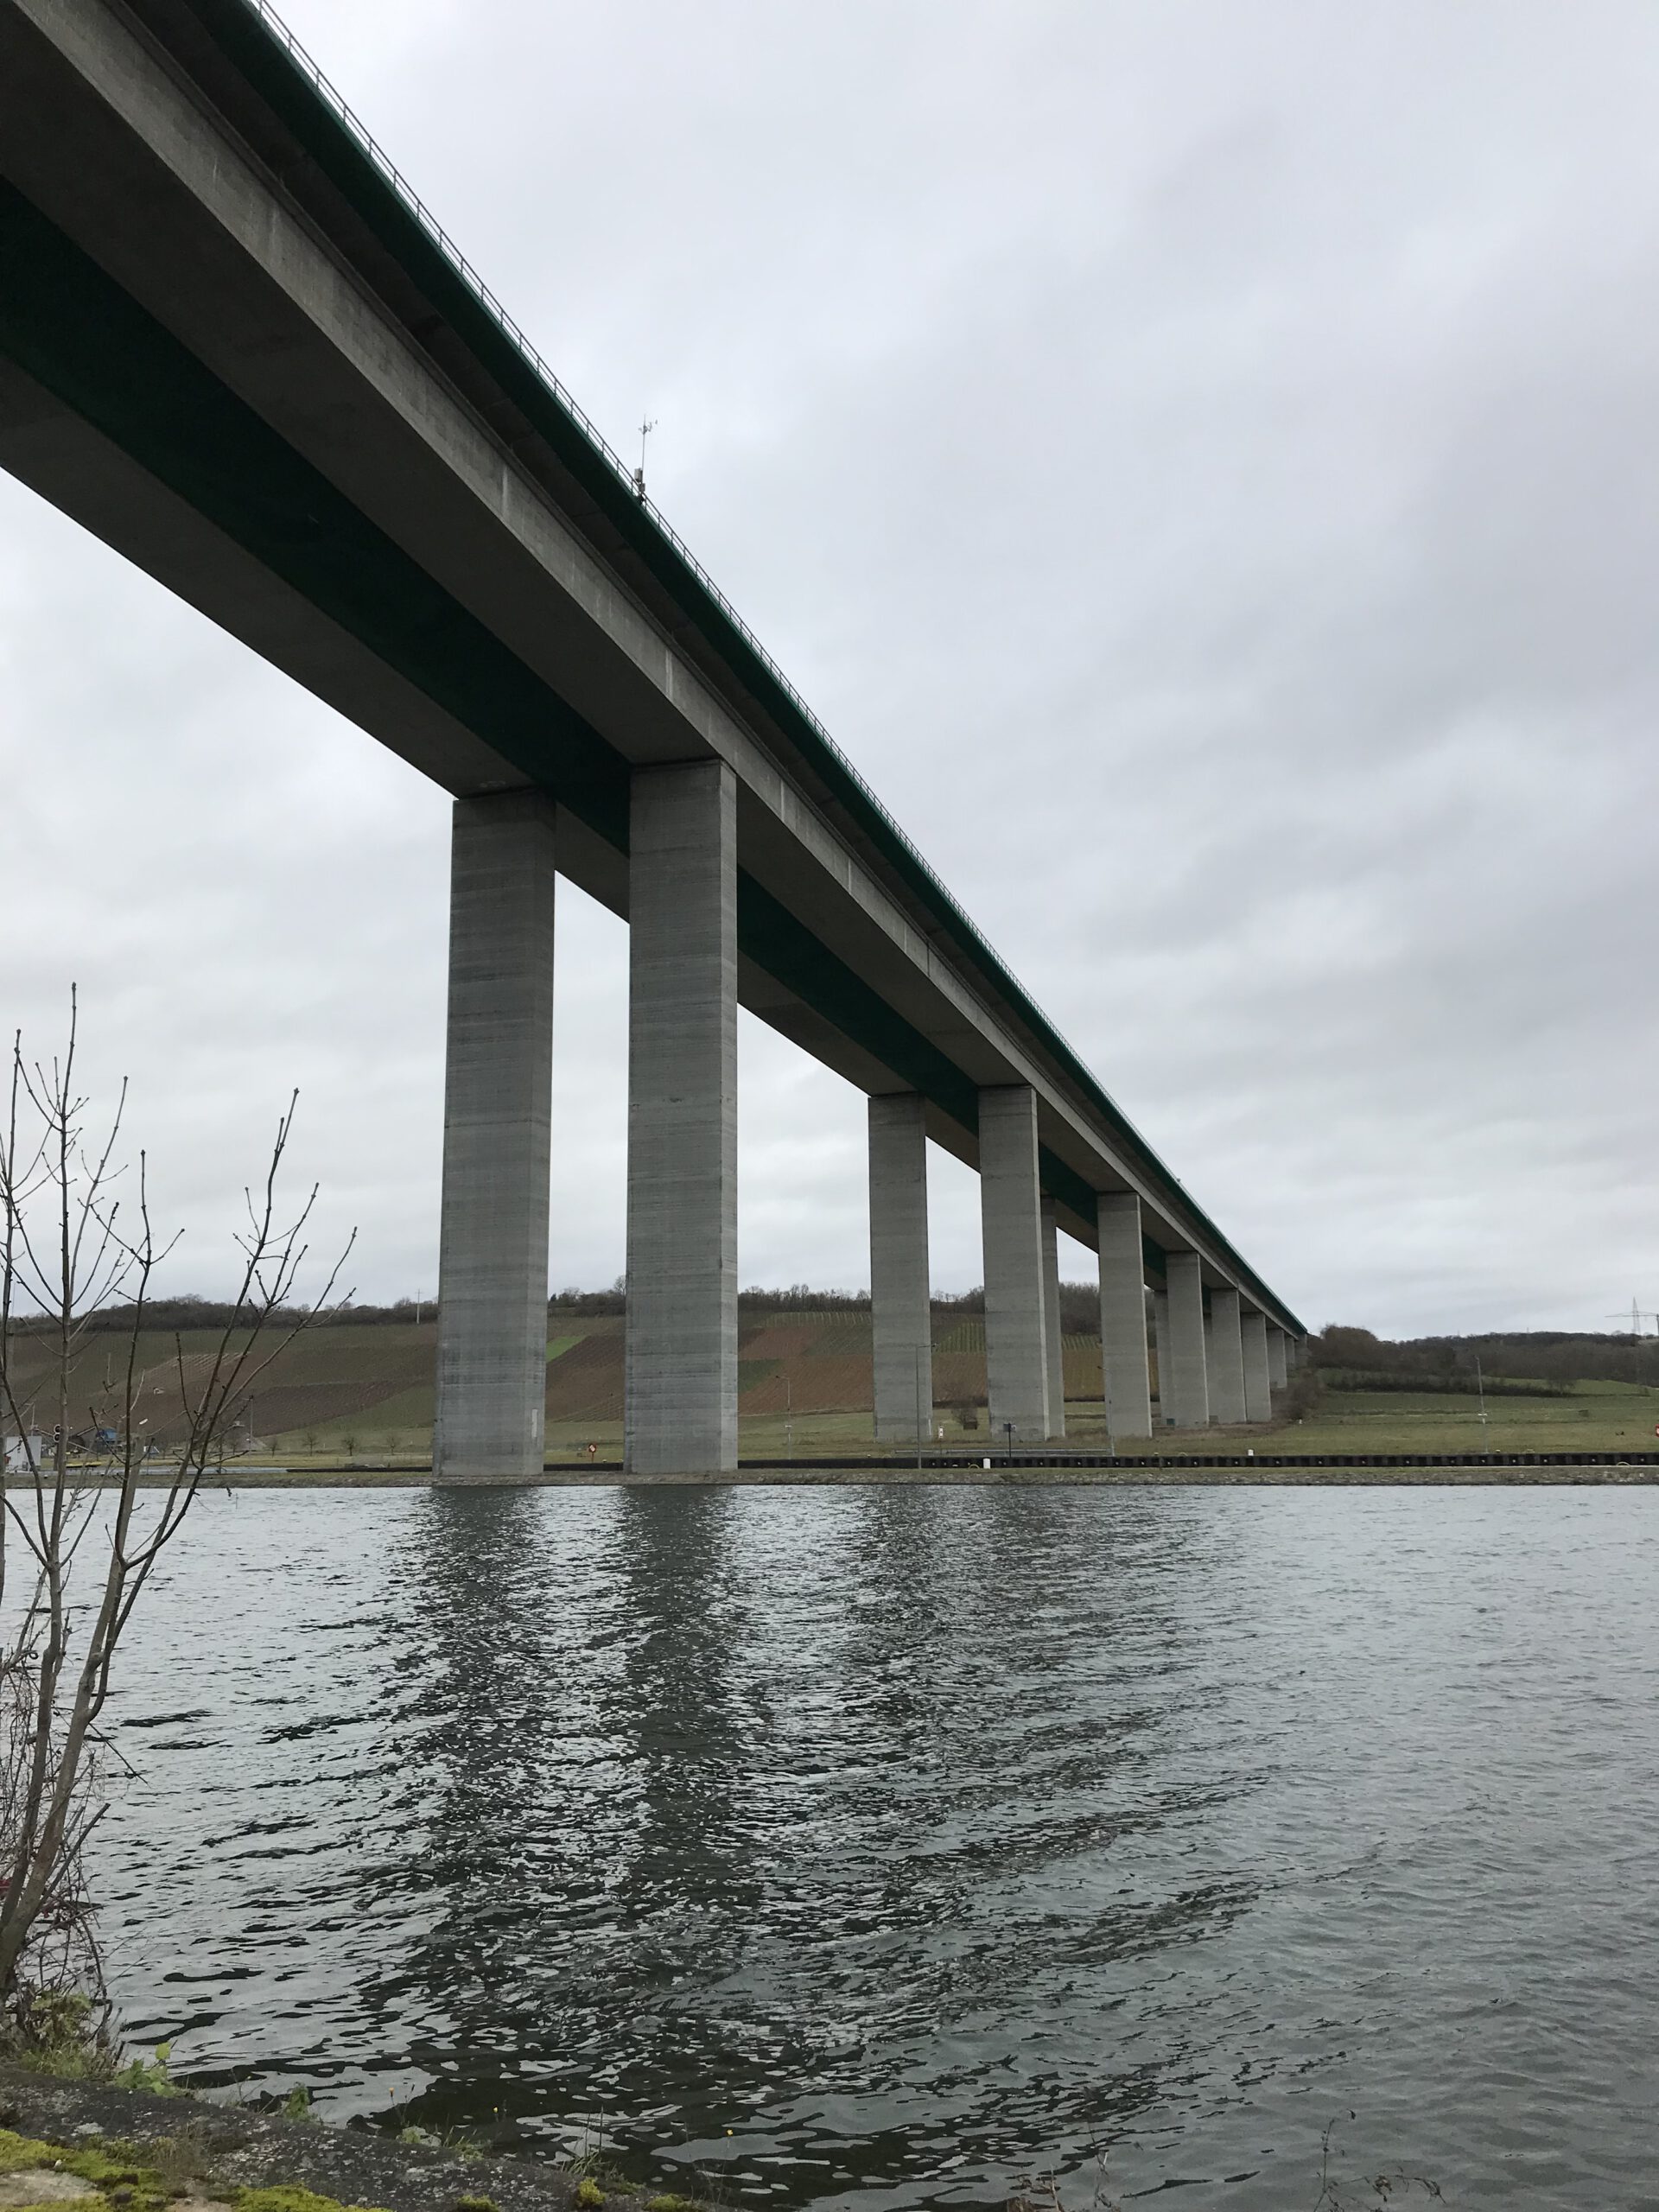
xmin=0 ymin=0 xmax=1305 ymax=1467
xmin=0 ymin=174 xmax=1129 ymax=1254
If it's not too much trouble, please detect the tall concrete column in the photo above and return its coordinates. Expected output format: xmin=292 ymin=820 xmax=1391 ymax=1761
xmin=1163 ymin=1253 xmax=1210 ymax=1427
xmin=1097 ymin=1192 xmax=1151 ymax=1439
xmin=434 ymin=791 xmax=556 ymax=1481
xmin=1039 ymin=1198 xmax=1066 ymax=1439
xmin=1153 ymin=1290 xmax=1173 ymax=1425
xmin=1209 ymin=1287 xmax=1248 ymax=1424
xmin=979 ymin=1086 xmax=1051 ymax=1443
xmin=625 ymin=760 xmax=738 ymax=1475
xmin=869 ymin=1093 xmax=932 ymax=1443
xmin=1241 ymin=1310 xmax=1272 ymax=1421
xmin=1268 ymin=1325 xmax=1288 ymax=1391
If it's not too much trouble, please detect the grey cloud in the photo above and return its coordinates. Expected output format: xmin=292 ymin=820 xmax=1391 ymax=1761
xmin=6 ymin=0 xmax=1659 ymax=1334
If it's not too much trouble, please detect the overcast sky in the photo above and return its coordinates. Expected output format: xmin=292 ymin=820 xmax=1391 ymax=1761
xmin=5 ymin=0 xmax=1659 ymax=1335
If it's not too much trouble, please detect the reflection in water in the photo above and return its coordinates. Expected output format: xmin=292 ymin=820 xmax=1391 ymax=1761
xmin=369 ymin=1483 xmax=1257 ymax=2196
xmin=92 ymin=1486 xmax=1659 ymax=2212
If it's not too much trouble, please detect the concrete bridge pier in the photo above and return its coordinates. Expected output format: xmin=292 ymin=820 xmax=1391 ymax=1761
xmin=1039 ymin=1198 xmax=1066 ymax=1439
xmin=625 ymin=761 xmax=738 ymax=1475
xmin=1242 ymin=1310 xmax=1273 ymax=1421
xmin=434 ymin=792 xmax=557 ymax=1480
xmin=1209 ymin=1287 xmax=1248 ymax=1423
xmin=979 ymin=1086 xmax=1051 ymax=1442
xmin=1153 ymin=1288 xmax=1174 ymax=1426
xmin=1269 ymin=1328 xmax=1290 ymax=1388
xmin=869 ymin=1093 xmax=932 ymax=1442
xmin=1097 ymin=1193 xmax=1152 ymax=1439
xmin=1164 ymin=1254 xmax=1211 ymax=1427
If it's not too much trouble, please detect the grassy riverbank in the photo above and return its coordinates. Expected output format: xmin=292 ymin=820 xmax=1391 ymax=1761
xmin=245 ymin=1379 xmax=1659 ymax=1471
xmin=18 ymin=1302 xmax=1659 ymax=1469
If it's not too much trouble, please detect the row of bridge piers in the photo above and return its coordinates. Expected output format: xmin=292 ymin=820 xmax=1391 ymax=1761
xmin=868 ymin=1096 xmax=1300 ymax=1448
xmin=433 ymin=774 xmax=1301 ymax=1480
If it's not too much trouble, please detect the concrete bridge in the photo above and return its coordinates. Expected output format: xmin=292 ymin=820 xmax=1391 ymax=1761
xmin=0 ymin=0 xmax=1306 ymax=1475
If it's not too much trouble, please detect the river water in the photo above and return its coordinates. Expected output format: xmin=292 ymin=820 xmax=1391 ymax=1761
xmin=91 ymin=1484 xmax=1656 ymax=2209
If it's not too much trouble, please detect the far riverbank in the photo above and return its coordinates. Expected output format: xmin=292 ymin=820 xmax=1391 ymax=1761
xmin=54 ymin=1459 xmax=1659 ymax=1486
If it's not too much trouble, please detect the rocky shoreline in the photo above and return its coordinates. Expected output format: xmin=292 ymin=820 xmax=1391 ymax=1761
xmin=0 ymin=2067 xmax=674 ymax=2212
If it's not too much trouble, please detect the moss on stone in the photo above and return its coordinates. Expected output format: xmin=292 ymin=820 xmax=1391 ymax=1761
xmin=0 ymin=2130 xmax=172 ymax=2212
xmin=0 ymin=2135 xmax=391 ymax=2212
xmin=232 ymin=2190 xmax=391 ymax=2212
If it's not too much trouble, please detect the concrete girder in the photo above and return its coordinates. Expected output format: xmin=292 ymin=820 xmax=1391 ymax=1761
xmin=1152 ymin=1290 xmax=1174 ymax=1427
xmin=1097 ymin=1192 xmax=1152 ymax=1440
xmin=1163 ymin=1255 xmax=1210 ymax=1429
xmin=1039 ymin=1198 xmax=1065 ymax=1440
xmin=1208 ymin=1289 xmax=1248 ymax=1425
xmin=979 ymin=1087 xmax=1051 ymax=1444
xmin=624 ymin=762 xmax=738 ymax=1475
xmin=434 ymin=792 xmax=556 ymax=1481
xmin=869 ymin=1094 xmax=932 ymax=1444
xmin=1242 ymin=1310 xmax=1273 ymax=1422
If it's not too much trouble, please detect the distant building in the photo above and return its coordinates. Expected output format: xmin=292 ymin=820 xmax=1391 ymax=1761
xmin=1 ymin=1433 xmax=41 ymax=1476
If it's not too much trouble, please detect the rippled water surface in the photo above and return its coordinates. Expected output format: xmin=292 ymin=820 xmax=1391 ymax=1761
xmin=92 ymin=1484 xmax=1658 ymax=2208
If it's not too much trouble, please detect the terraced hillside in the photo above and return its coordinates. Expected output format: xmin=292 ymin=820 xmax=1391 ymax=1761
xmin=0 ymin=1307 xmax=1101 ymax=1457
xmin=12 ymin=1308 xmax=1656 ymax=1463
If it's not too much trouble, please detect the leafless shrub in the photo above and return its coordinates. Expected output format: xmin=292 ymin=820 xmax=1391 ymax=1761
xmin=0 ymin=991 xmax=351 ymax=2039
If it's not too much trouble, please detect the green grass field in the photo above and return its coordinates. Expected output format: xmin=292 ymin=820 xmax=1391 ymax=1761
xmin=349 ymin=1376 xmax=1659 ymax=1466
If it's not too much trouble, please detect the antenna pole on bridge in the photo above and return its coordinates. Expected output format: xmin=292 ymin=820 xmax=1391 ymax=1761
xmin=633 ymin=416 xmax=658 ymax=500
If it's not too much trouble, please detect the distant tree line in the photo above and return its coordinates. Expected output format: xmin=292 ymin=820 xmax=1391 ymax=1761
xmin=16 ymin=1293 xmax=429 ymax=1335
xmin=47 ymin=1278 xmax=1131 ymax=1337
xmin=550 ymin=1281 xmax=627 ymax=1316
xmin=1322 ymin=1366 xmax=1570 ymax=1399
xmin=72 ymin=1297 xmax=1643 ymax=1394
xmin=1312 ymin=1325 xmax=1659 ymax=1389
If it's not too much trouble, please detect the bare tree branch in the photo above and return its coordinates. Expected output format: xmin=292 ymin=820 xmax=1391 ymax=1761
xmin=0 ymin=997 xmax=350 ymax=2024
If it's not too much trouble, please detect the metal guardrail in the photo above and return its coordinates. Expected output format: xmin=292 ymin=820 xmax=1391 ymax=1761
xmin=232 ymin=0 xmax=1177 ymax=1172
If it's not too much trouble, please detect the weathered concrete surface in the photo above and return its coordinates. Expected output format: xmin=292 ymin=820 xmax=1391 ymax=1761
xmin=869 ymin=1094 xmax=932 ymax=1442
xmin=1039 ymin=1198 xmax=1066 ymax=1440
xmin=1164 ymin=1254 xmax=1210 ymax=1428
xmin=1242 ymin=1310 xmax=1273 ymax=1421
xmin=1153 ymin=1289 xmax=1173 ymax=1426
xmin=1268 ymin=1325 xmax=1289 ymax=1390
xmin=1096 ymin=1192 xmax=1151 ymax=1440
xmin=625 ymin=761 xmax=737 ymax=1475
xmin=979 ymin=1086 xmax=1051 ymax=1443
xmin=1208 ymin=1288 xmax=1248 ymax=1425
xmin=434 ymin=793 xmax=556 ymax=1482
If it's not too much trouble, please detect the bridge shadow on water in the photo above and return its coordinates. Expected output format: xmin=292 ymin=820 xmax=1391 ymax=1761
xmin=340 ymin=1483 xmax=1262 ymax=2208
